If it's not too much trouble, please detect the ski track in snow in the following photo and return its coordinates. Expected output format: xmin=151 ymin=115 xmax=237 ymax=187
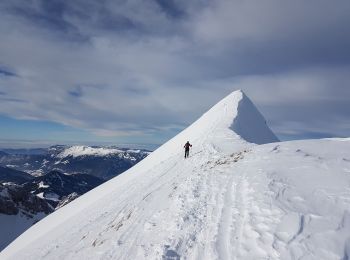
xmin=60 ymin=145 xmax=282 ymax=260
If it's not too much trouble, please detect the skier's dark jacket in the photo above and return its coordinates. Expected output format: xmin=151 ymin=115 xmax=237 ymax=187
xmin=184 ymin=142 xmax=192 ymax=150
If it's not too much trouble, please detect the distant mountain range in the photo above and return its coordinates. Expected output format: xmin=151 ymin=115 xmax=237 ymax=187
xmin=0 ymin=145 xmax=150 ymax=250
xmin=0 ymin=145 xmax=150 ymax=180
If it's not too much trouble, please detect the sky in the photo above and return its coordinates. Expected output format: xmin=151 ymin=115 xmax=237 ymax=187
xmin=0 ymin=0 xmax=349 ymax=148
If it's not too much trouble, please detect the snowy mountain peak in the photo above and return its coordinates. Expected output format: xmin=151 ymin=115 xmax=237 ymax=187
xmin=156 ymin=89 xmax=278 ymax=156
xmin=56 ymin=146 xmax=124 ymax=158
xmin=185 ymin=89 xmax=278 ymax=144
xmin=215 ymin=89 xmax=279 ymax=144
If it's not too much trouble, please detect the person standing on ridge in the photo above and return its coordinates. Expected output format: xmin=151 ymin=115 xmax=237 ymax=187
xmin=184 ymin=141 xmax=192 ymax=158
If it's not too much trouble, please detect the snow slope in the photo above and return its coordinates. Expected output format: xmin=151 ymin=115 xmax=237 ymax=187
xmin=2 ymin=90 xmax=350 ymax=259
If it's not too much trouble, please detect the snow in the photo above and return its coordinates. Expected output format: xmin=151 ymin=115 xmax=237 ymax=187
xmin=325 ymin=137 xmax=350 ymax=142
xmin=230 ymin=92 xmax=279 ymax=144
xmin=56 ymin=145 xmax=148 ymax=159
xmin=27 ymin=169 xmax=44 ymax=177
xmin=1 ymin=182 xmax=15 ymax=186
xmin=1 ymin=90 xmax=349 ymax=259
xmin=41 ymin=159 xmax=49 ymax=166
xmin=56 ymin=146 xmax=124 ymax=158
xmin=126 ymin=149 xmax=141 ymax=153
xmin=36 ymin=192 xmax=59 ymax=201
xmin=36 ymin=192 xmax=44 ymax=199
xmin=38 ymin=181 xmax=49 ymax=189
xmin=62 ymin=160 xmax=69 ymax=165
xmin=126 ymin=149 xmax=150 ymax=154
xmin=44 ymin=193 xmax=60 ymax=202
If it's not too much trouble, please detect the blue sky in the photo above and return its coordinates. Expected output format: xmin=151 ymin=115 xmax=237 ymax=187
xmin=0 ymin=0 xmax=349 ymax=148
xmin=0 ymin=115 xmax=163 ymax=149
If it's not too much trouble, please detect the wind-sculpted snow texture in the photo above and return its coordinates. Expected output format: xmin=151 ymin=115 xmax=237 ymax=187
xmin=2 ymin=90 xmax=350 ymax=260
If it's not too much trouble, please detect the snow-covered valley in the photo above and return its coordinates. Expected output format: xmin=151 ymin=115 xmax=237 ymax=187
xmin=1 ymin=90 xmax=349 ymax=259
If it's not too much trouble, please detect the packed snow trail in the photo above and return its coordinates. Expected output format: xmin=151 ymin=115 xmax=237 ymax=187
xmin=2 ymin=90 xmax=350 ymax=260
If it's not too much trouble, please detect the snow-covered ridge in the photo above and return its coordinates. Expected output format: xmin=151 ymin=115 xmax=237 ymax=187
xmin=0 ymin=90 xmax=280 ymax=259
xmin=5 ymin=90 xmax=348 ymax=259
xmin=57 ymin=146 xmax=125 ymax=158
xmin=142 ymin=89 xmax=278 ymax=164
